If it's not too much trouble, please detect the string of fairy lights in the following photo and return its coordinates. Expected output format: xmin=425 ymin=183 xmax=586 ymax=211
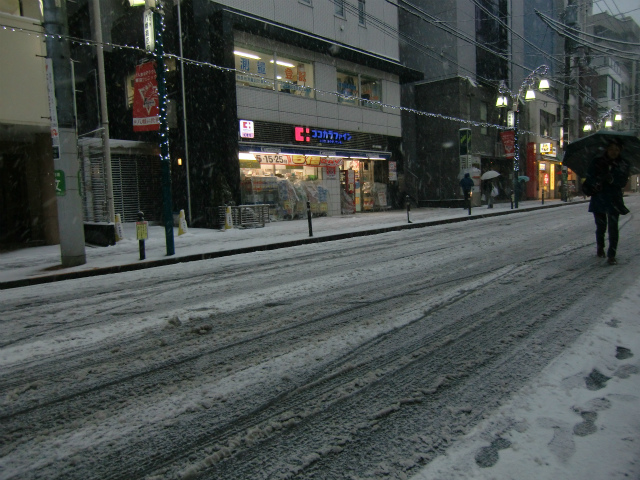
xmin=1 ymin=20 xmax=559 ymax=141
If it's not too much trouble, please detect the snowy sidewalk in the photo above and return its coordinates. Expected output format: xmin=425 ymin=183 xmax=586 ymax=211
xmin=0 ymin=198 xmax=581 ymax=288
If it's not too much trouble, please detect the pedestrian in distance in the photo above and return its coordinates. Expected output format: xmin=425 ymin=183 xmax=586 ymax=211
xmin=583 ymin=138 xmax=630 ymax=265
xmin=483 ymin=180 xmax=498 ymax=208
xmin=460 ymin=173 xmax=474 ymax=210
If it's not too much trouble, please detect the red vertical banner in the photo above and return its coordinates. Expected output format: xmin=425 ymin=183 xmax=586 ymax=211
xmin=133 ymin=62 xmax=159 ymax=131
xmin=499 ymin=130 xmax=515 ymax=159
xmin=526 ymin=142 xmax=537 ymax=198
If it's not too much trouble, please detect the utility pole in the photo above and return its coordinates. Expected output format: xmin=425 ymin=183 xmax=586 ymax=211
xmin=147 ymin=0 xmax=175 ymax=256
xmin=562 ymin=0 xmax=577 ymax=201
xmin=90 ymin=0 xmax=115 ymax=224
xmin=43 ymin=0 xmax=86 ymax=267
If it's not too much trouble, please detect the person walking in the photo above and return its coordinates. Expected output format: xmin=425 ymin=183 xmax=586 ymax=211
xmin=460 ymin=173 xmax=474 ymax=210
xmin=483 ymin=180 xmax=495 ymax=208
xmin=585 ymin=139 xmax=630 ymax=265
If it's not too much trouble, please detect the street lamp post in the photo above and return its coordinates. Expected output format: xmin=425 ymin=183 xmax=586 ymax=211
xmin=497 ymin=65 xmax=550 ymax=208
xmin=582 ymin=107 xmax=623 ymax=133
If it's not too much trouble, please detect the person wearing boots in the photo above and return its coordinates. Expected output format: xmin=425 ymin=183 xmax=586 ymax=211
xmin=585 ymin=139 xmax=630 ymax=265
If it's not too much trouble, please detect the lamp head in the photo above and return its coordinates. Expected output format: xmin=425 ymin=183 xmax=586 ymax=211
xmin=538 ymin=79 xmax=550 ymax=91
xmin=525 ymin=89 xmax=536 ymax=101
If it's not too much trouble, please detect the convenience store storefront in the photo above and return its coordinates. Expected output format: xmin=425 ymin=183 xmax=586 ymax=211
xmin=239 ymin=121 xmax=392 ymax=220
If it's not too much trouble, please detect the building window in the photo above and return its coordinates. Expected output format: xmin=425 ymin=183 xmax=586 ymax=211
xmin=335 ymin=0 xmax=344 ymax=17
xmin=234 ymin=45 xmax=314 ymax=98
xmin=337 ymin=72 xmax=382 ymax=109
xmin=610 ymin=77 xmax=620 ymax=102
xmin=337 ymin=71 xmax=359 ymax=105
xmin=358 ymin=0 xmax=366 ymax=26
xmin=540 ymin=110 xmax=556 ymax=137
xmin=125 ymin=72 xmax=135 ymax=108
xmin=360 ymin=76 xmax=381 ymax=109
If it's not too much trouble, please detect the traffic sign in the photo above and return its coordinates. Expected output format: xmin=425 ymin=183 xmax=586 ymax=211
xmin=54 ymin=170 xmax=66 ymax=196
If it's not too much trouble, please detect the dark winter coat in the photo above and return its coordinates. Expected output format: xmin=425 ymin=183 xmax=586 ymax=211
xmin=586 ymin=154 xmax=630 ymax=215
xmin=459 ymin=175 xmax=474 ymax=193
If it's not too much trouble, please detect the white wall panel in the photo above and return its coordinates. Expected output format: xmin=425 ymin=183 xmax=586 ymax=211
xmin=338 ymin=105 xmax=363 ymax=123
xmin=279 ymin=112 xmax=317 ymax=127
xmin=316 ymin=102 xmax=339 ymax=121
xmin=236 ymin=87 xmax=279 ymax=112
xmin=0 ymin=15 xmax=49 ymax=127
xmin=278 ymin=94 xmax=318 ymax=116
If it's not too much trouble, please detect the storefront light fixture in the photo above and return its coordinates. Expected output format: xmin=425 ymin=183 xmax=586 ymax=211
xmin=239 ymin=153 xmax=256 ymax=160
xmin=270 ymin=60 xmax=296 ymax=68
xmin=495 ymin=95 xmax=509 ymax=107
xmin=234 ymin=50 xmax=261 ymax=60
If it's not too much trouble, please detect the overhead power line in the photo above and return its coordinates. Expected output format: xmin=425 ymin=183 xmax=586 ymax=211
xmin=535 ymin=9 xmax=640 ymax=61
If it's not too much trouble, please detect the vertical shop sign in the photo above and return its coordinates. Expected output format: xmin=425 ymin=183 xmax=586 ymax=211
xmin=526 ymin=142 xmax=537 ymax=199
xmin=45 ymin=59 xmax=60 ymax=159
xmin=133 ymin=62 xmax=160 ymax=131
xmin=325 ymin=166 xmax=338 ymax=179
xmin=143 ymin=9 xmax=155 ymax=53
xmin=388 ymin=161 xmax=397 ymax=181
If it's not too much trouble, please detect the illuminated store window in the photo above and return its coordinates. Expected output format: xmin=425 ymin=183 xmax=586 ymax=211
xmin=274 ymin=56 xmax=314 ymax=98
xmin=234 ymin=45 xmax=314 ymax=98
xmin=337 ymin=71 xmax=359 ymax=105
xmin=234 ymin=47 xmax=275 ymax=91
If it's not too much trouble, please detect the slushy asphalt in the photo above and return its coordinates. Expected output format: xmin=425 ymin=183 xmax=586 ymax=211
xmin=0 ymin=198 xmax=588 ymax=289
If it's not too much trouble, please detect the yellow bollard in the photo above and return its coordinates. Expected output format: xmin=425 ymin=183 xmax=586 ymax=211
xmin=178 ymin=209 xmax=188 ymax=235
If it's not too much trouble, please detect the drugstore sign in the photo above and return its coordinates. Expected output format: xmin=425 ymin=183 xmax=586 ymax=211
xmin=255 ymin=154 xmax=343 ymax=167
xmin=294 ymin=126 xmax=352 ymax=144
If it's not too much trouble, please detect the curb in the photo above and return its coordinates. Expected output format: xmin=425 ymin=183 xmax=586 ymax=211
xmin=0 ymin=201 xmax=585 ymax=290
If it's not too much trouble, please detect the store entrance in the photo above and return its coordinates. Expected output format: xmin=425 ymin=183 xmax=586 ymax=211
xmin=0 ymin=153 xmax=30 ymax=246
xmin=340 ymin=168 xmax=356 ymax=214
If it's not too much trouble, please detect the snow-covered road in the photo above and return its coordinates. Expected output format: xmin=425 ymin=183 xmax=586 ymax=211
xmin=1 ymin=200 xmax=639 ymax=479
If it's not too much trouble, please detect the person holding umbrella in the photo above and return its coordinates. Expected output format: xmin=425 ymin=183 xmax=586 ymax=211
xmin=584 ymin=138 xmax=630 ymax=265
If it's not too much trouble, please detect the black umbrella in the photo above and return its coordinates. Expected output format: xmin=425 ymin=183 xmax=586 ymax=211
xmin=562 ymin=130 xmax=640 ymax=178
